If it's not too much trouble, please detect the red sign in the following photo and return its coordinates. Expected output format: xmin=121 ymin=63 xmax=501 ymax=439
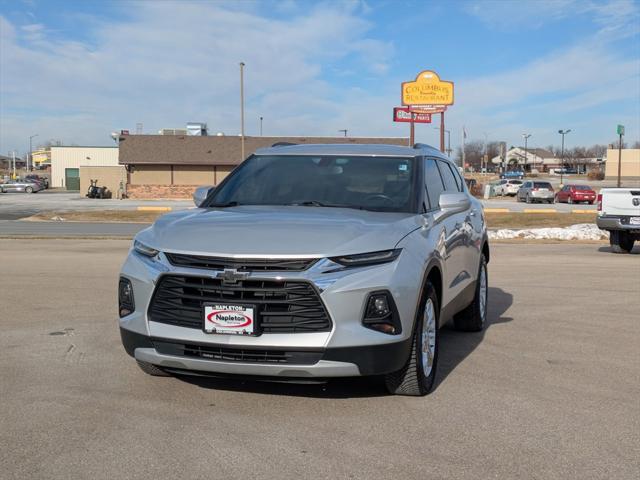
xmin=393 ymin=107 xmax=432 ymax=123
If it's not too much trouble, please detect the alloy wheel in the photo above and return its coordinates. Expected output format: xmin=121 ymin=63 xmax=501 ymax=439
xmin=421 ymin=299 xmax=437 ymax=377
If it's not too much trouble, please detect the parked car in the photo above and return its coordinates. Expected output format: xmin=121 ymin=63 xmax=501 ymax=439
xmin=500 ymin=170 xmax=525 ymax=180
xmin=554 ymin=167 xmax=578 ymax=175
xmin=118 ymin=143 xmax=490 ymax=396
xmin=517 ymin=181 xmax=554 ymax=203
xmin=555 ymin=184 xmax=596 ymax=204
xmin=0 ymin=179 xmax=43 ymax=194
xmin=494 ymin=179 xmax=523 ymax=196
xmin=464 ymin=178 xmax=477 ymax=189
xmin=25 ymin=174 xmax=49 ymax=189
xmin=596 ymin=188 xmax=640 ymax=253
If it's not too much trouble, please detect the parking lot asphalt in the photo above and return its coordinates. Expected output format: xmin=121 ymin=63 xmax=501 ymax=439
xmin=1 ymin=240 xmax=638 ymax=480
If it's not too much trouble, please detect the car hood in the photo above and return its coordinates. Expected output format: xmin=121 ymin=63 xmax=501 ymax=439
xmin=137 ymin=206 xmax=422 ymax=257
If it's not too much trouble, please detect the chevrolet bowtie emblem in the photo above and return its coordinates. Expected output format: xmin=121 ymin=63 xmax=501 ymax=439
xmin=216 ymin=268 xmax=250 ymax=284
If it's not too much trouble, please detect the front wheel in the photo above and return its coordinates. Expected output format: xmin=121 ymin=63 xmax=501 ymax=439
xmin=385 ymin=282 xmax=439 ymax=396
xmin=25 ymin=186 xmax=33 ymax=193
xmin=454 ymin=255 xmax=488 ymax=332
xmin=526 ymin=194 xmax=532 ymax=204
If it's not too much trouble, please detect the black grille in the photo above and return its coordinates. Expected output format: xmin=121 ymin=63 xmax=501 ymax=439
xmin=153 ymin=339 xmax=322 ymax=365
xmin=148 ymin=275 xmax=332 ymax=333
xmin=164 ymin=253 xmax=317 ymax=272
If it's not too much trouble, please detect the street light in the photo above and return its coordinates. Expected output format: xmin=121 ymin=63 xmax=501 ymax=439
xmin=259 ymin=116 xmax=263 ymax=136
xmin=522 ymin=133 xmax=531 ymax=172
xmin=29 ymin=133 xmax=39 ymax=171
xmin=239 ymin=62 xmax=245 ymax=161
xmin=558 ymin=129 xmax=571 ymax=185
xmin=338 ymin=129 xmax=348 ymax=137
xmin=433 ymin=127 xmax=452 ymax=157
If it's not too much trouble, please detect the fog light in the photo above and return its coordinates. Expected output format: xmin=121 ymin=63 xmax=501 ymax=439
xmin=363 ymin=291 xmax=401 ymax=335
xmin=119 ymin=277 xmax=135 ymax=318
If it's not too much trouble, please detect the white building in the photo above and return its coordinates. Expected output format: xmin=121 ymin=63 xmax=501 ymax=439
xmin=491 ymin=147 xmax=558 ymax=172
xmin=50 ymin=146 xmax=119 ymax=189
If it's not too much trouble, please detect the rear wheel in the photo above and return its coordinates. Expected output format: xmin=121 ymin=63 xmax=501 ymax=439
xmin=385 ymin=282 xmax=439 ymax=396
xmin=610 ymin=231 xmax=634 ymax=254
xmin=25 ymin=186 xmax=33 ymax=193
xmin=136 ymin=360 xmax=172 ymax=377
xmin=526 ymin=194 xmax=532 ymax=204
xmin=568 ymin=197 xmax=573 ymax=204
xmin=454 ymin=255 xmax=488 ymax=332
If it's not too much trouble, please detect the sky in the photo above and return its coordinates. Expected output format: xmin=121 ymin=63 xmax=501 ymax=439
xmin=1 ymin=0 xmax=639 ymax=157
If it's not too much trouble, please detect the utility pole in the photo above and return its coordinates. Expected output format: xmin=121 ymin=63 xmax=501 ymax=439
xmin=259 ymin=116 xmax=263 ymax=136
xmin=239 ymin=62 xmax=245 ymax=161
xmin=11 ymin=150 xmax=16 ymax=179
xmin=522 ymin=133 xmax=531 ymax=172
xmin=558 ymin=129 xmax=571 ymax=186
xmin=29 ymin=133 xmax=38 ymax=171
xmin=617 ymin=124 xmax=625 ymax=187
xmin=434 ymin=127 xmax=451 ymax=156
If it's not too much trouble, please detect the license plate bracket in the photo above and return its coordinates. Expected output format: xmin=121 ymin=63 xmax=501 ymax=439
xmin=203 ymin=303 xmax=258 ymax=336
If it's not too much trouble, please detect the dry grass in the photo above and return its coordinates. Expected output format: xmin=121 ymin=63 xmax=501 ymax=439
xmin=26 ymin=209 xmax=598 ymax=231
xmin=485 ymin=212 xmax=597 ymax=229
xmin=26 ymin=210 xmax=165 ymax=223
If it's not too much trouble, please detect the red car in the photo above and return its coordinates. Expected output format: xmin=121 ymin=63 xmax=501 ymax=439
xmin=555 ymin=184 xmax=597 ymax=204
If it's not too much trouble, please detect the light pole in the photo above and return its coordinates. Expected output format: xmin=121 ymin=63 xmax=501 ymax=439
xmin=239 ymin=62 xmax=245 ymax=161
xmin=259 ymin=116 xmax=263 ymax=136
xmin=29 ymin=134 xmax=39 ymax=171
xmin=522 ymin=133 xmax=531 ymax=172
xmin=558 ymin=129 xmax=571 ymax=186
xmin=433 ymin=127 xmax=451 ymax=156
xmin=338 ymin=129 xmax=348 ymax=137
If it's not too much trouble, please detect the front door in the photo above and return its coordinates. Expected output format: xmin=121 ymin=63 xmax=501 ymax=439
xmin=65 ymin=168 xmax=80 ymax=191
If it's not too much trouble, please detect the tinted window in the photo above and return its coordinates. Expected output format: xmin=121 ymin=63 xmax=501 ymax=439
xmin=534 ymin=182 xmax=552 ymax=188
xmin=510 ymin=180 xmax=523 ymax=185
xmin=574 ymin=185 xmax=591 ymax=190
xmin=207 ymin=155 xmax=416 ymax=212
xmin=436 ymin=160 xmax=459 ymax=192
xmin=424 ymin=159 xmax=445 ymax=210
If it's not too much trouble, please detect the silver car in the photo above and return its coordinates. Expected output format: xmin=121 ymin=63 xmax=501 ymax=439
xmin=0 ymin=179 xmax=43 ymax=193
xmin=119 ymin=143 xmax=490 ymax=396
xmin=516 ymin=181 xmax=555 ymax=204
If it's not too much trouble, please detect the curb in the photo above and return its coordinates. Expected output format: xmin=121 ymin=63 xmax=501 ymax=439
xmin=572 ymin=209 xmax=595 ymax=214
xmin=136 ymin=206 xmax=172 ymax=212
xmin=484 ymin=208 xmax=511 ymax=213
xmin=522 ymin=209 xmax=559 ymax=213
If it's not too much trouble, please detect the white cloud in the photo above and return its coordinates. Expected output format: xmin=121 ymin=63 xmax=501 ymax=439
xmin=0 ymin=2 xmax=394 ymax=151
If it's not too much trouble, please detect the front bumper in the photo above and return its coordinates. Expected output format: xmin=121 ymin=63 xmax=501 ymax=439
xmin=597 ymin=215 xmax=640 ymax=232
xmin=121 ymin=327 xmax=411 ymax=377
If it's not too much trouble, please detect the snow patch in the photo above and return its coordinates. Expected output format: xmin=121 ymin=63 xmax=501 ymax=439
xmin=489 ymin=223 xmax=608 ymax=241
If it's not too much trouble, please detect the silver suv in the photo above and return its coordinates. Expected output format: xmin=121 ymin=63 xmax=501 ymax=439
xmin=118 ymin=143 xmax=490 ymax=395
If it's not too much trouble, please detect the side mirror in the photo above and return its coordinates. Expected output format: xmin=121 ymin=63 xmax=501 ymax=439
xmin=433 ymin=192 xmax=471 ymax=222
xmin=193 ymin=185 xmax=215 ymax=207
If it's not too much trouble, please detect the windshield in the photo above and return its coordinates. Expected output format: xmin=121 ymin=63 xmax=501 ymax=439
xmin=205 ymin=155 xmax=417 ymax=212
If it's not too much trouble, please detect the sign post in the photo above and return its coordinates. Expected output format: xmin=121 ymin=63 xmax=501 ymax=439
xmin=401 ymin=70 xmax=454 ymax=151
xmin=617 ymin=124 xmax=625 ymax=188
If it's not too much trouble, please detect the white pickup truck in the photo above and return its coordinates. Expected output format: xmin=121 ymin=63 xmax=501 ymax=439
xmin=596 ymin=188 xmax=640 ymax=253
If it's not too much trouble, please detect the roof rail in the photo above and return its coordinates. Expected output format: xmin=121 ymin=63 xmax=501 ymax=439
xmin=271 ymin=142 xmax=297 ymax=147
xmin=413 ymin=143 xmax=429 ymax=149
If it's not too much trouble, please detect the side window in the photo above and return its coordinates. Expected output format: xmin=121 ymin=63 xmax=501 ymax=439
xmin=436 ymin=160 xmax=459 ymax=192
xmin=424 ymin=158 xmax=445 ymax=210
xmin=449 ymin=162 xmax=465 ymax=191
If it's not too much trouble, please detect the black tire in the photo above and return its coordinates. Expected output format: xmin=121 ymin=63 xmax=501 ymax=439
xmin=548 ymin=199 xmax=554 ymax=204
xmin=568 ymin=197 xmax=573 ymax=204
xmin=136 ymin=360 xmax=172 ymax=377
xmin=385 ymin=282 xmax=439 ymax=396
xmin=526 ymin=194 xmax=532 ymax=204
xmin=454 ymin=255 xmax=488 ymax=332
xmin=610 ymin=231 xmax=634 ymax=254
xmin=25 ymin=186 xmax=33 ymax=193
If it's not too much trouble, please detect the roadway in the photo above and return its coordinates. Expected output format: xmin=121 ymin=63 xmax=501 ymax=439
xmin=1 ymin=240 xmax=638 ymax=479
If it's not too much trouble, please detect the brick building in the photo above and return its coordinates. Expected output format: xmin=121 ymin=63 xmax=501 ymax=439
xmin=118 ymin=135 xmax=409 ymax=199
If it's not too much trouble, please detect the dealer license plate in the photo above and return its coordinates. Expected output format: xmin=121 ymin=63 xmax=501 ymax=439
xmin=203 ymin=304 xmax=256 ymax=335
xmin=630 ymin=217 xmax=640 ymax=225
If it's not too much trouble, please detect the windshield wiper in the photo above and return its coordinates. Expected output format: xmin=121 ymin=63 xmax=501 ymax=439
xmin=287 ymin=201 xmax=365 ymax=210
xmin=208 ymin=201 xmax=240 ymax=208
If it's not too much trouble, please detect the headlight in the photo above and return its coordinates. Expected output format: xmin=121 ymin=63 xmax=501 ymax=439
xmin=330 ymin=249 xmax=401 ymax=267
xmin=133 ymin=240 xmax=159 ymax=257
